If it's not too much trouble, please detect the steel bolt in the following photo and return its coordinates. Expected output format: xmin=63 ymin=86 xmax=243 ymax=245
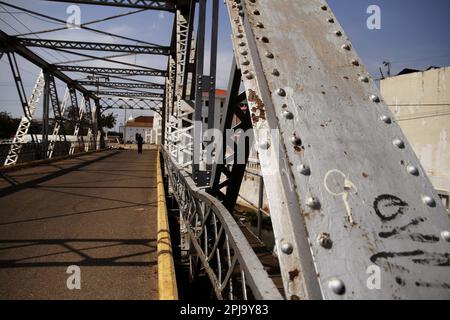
xmin=352 ymin=60 xmax=360 ymax=66
xmin=380 ymin=115 xmax=391 ymax=123
xmin=406 ymin=165 xmax=419 ymax=176
xmin=393 ymin=138 xmax=405 ymax=149
xmin=298 ymin=164 xmax=311 ymax=176
xmin=281 ymin=242 xmax=293 ymax=255
xmin=342 ymin=44 xmax=351 ymax=50
xmin=359 ymin=76 xmax=369 ymax=83
xmin=283 ymin=110 xmax=294 ymax=120
xmin=327 ymin=18 xmax=335 ymax=23
xmin=246 ymin=73 xmax=254 ymax=80
xmin=242 ymin=59 xmax=250 ymax=66
xmin=277 ymin=88 xmax=286 ymax=97
xmin=259 ymin=141 xmax=270 ymax=150
xmin=334 ymin=30 xmax=342 ymax=37
xmin=321 ymin=5 xmax=328 ymax=11
xmin=370 ymin=95 xmax=380 ymax=103
xmin=328 ymin=278 xmax=346 ymax=295
xmin=265 ymin=52 xmax=274 ymax=58
xmin=318 ymin=233 xmax=332 ymax=249
xmin=441 ymin=230 xmax=450 ymax=242
xmin=422 ymin=195 xmax=436 ymax=207
xmin=306 ymin=197 xmax=321 ymax=210
xmin=272 ymin=68 xmax=280 ymax=76
xmin=256 ymin=22 xmax=264 ymax=28
xmin=291 ymin=135 xmax=302 ymax=146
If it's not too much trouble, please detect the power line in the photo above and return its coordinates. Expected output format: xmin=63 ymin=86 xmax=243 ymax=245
xmin=0 ymin=1 xmax=163 ymax=47
xmin=0 ymin=4 xmax=71 ymax=63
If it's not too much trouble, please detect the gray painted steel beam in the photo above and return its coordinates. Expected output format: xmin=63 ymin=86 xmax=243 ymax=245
xmin=226 ymin=0 xmax=450 ymax=300
xmin=77 ymin=81 xmax=164 ymax=90
xmin=56 ymin=65 xmax=166 ymax=77
xmin=18 ymin=38 xmax=170 ymax=55
xmin=45 ymin=0 xmax=176 ymax=11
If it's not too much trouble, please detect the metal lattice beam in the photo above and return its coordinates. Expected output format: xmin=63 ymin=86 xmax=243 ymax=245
xmin=77 ymin=81 xmax=164 ymax=90
xmin=0 ymin=30 xmax=97 ymax=100
xmin=56 ymin=65 xmax=166 ymax=77
xmin=18 ymin=38 xmax=170 ymax=56
xmin=97 ymin=91 xmax=164 ymax=98
xmin=45 ymin=0 xmax=176 ymax=11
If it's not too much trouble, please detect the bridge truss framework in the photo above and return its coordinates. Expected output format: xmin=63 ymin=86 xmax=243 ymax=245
xmin=0 ymin=0 xmax=449 ymax=300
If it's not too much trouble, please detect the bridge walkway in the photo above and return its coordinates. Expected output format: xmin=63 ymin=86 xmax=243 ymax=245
xmin=0 ymin=149 xmax=159 ymax=299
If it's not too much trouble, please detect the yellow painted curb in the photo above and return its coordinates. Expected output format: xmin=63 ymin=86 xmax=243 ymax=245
xmin=156 ymin=147 xmax=179 ymax=300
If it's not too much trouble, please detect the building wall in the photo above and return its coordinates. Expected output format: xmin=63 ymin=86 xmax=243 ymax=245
xmin=381 ymin=67 xmax=450 ymax=209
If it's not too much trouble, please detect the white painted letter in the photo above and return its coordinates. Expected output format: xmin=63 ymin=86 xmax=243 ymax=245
xmin=367 ymin=5 xmax=381 ymax=30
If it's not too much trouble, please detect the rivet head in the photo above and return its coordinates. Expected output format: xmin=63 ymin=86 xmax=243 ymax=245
xmin=441 ymin=230 xmax=450 ymax=242
xmin=370 ymin=95 xmax=380 ymax=103
xmin=422 ymin=195 xmax=436 ymax=207
xmin=241 ymin=50 xmax=248 ymax=55
xmin=327 ymin=18 xmax=335 ymax=23
xmin=328 ymin=278 xmax=346 ymax=295
xmin=271 ymin=68 xmax=280 ymax=76
xmin=283 ymin=110 xmax=294 ymax=120
xmin=256 ymin=22 xmax=264 ymax=28
xmin=277 ymin=88 xmax=286 ymax=97
xmin=291 ymin=135 xmax=302 ymax=146
xmin=306 ymin=197 xmax=321 ymax=210
xmin=261 ymin=36 xmax=269 ymax=43
xmin=334 ymin=30 xmax=342 ymax=36
xmin=359 ymin=76 xmax=369 ymax=83
xmin=239 ymin=41 xmax=246 ymax=47
xmin=393 ymin=138 xmax=405 ymax=149
xmin=406 ymin=165 xmax=419 ymax=176
xmin=237 ymin=34 xmax=244 ymax=39
xmin=265 ymin=52 xmax=274 ymax=58
xmin=318 ymin=233 xmax=332 ymax=249
xmin=380 ymin=115 xmax=391 ymax=123
xmin=342 ymin=44 xmax=351 ymax=50
xmin=238 ymin=11 xmax=244 ymax=17
xmin=280 ymin=242 xmax=293 ymax=255
xmin=242 ymin=59 xmax=250 ymax=66
xmin=321 ymin=5 xmax=328 ymax=11
xmin=298 ymin=164 xmax=311 ymax=176
xmin=259 ymin=141 xmax=270 ymax=150
xmin=352 ymin=60 xmax=360 ymax=66
xmin=246 ymin=73 xmax=254 ymax=80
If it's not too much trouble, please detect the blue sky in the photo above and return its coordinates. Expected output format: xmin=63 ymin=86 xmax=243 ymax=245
xmin=1 ymin=0 xmax=450 ymax=130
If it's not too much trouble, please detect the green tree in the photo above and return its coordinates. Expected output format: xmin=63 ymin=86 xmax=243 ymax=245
xmin=0 ymin=112 xmax=20 ymax=139
xmin=98 ymin=112 xmax=117 ymax=148
xmin=98 ymin=112 xmax=117 ymax=130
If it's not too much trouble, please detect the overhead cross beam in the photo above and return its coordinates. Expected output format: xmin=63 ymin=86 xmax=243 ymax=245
xmin=0 ymin=30 xmax=97 ymax=100
xmin=77 ymin=80 xmax=165 ymax=90
xmin=97 ymin=91 xmax=164 ymax=98
xmin=46 ymin=0 xmax=176 ymax=11
xmin=18 ymin=38 xmax=170 ymax=56
xmin=55 ymin=65 xmax=167 ymax=77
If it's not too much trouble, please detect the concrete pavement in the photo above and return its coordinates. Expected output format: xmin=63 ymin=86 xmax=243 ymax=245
xmin=0 ymin=149 xmax=159 ymax=299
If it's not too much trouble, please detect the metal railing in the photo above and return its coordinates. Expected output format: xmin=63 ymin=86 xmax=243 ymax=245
xmin=161 ymin=148 xmax=282 ymax=300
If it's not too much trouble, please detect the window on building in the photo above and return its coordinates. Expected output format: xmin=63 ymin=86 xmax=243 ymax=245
xmin=438 ymin=193 xmax=449 ymax=212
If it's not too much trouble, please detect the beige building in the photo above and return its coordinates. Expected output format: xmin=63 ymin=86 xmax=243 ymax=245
xmin=381 ymin=66 xmax=450 ymax=211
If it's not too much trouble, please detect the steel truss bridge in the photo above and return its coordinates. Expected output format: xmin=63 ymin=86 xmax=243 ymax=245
xmin=0 ymin=0 xmax=449 ymax=300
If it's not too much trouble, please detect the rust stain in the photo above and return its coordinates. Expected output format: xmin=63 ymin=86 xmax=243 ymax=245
xmin=289 ymin=269 xmax=300 ymax=281
xmin=247 ymin=89 xmax=266 ymax=122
